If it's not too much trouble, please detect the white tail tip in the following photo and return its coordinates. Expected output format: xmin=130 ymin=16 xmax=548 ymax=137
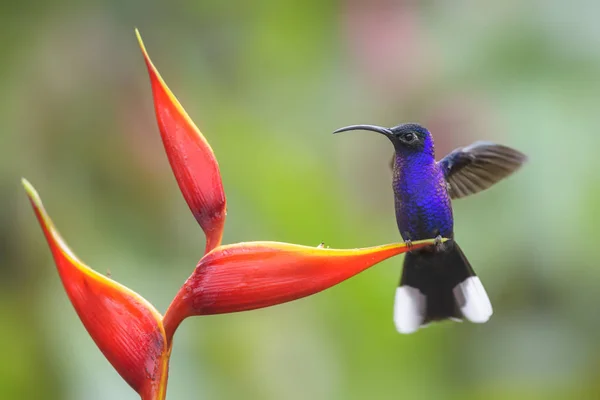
xmin=393 ymin=286 xmax=426 ymax=334
xmin=453 ymin=276 xmax=493 ymax=323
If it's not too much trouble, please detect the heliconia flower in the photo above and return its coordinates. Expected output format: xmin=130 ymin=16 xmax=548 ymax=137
xmin=22 ymin=30 xmax=448 ymax=398
xmin=136 ymin=29 xmax=226 ymax=255
xmin=162 ymin=239 xmax=438 ymax=342
xmin=22 ymin=179 xmax=170 ymax=400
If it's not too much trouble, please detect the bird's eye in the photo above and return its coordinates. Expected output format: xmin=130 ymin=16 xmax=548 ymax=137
xmin=401 ymin=132 xmax=417 ymax=143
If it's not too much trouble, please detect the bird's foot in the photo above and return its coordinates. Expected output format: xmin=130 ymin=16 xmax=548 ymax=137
xmin=434 ymin=235 xmax=445 ymax=251
xmin=404 ymin=239 xmax=413 ymax=251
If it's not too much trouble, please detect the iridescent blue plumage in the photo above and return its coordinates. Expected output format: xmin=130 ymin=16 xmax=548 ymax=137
xmin=391 ymin=129 xmax=454 ymax=241
xmin=333 ymin=122 xmax=527 ymax=334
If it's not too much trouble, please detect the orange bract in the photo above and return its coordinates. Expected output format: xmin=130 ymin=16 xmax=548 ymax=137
xmin=162 ymin=239 xmax=436 ymax=341
xmin=137 ymin=30 xmax=227 ymax=255
xmin=23 ymin=179 xmax=169 ymax=400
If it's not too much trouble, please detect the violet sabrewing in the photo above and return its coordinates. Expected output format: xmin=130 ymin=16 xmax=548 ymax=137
xmin=333 ymin=123 xmax=527 ymax=333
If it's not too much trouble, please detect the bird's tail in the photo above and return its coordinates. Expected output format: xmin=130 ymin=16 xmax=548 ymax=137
xmin=393 ymin=240 xmax=493 ymax=334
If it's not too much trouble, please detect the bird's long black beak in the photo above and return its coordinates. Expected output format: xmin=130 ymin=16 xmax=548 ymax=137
xmin=332 ymin=124 xmax=393 ymax=137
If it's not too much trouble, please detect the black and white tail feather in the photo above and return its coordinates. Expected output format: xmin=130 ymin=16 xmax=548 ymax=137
xmin=393 ymin=240 xmax=492 ymax=334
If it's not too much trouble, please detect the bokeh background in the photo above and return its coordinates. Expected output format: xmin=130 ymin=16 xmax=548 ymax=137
xmin=3 ymin=0 xmax=600 ymax=399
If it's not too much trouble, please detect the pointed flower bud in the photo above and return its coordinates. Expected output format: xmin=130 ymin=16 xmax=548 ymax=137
xmin=136 ymin=29 xmax=226 ymax=254
xmin=23 ymin=179 xmax=169 ymax=400
xmin=162 ymin=239 xmax=437 ymax=341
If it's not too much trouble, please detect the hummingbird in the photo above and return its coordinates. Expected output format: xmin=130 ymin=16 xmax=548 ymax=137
xmin=333 ymin=123 xmax=527 ymax=333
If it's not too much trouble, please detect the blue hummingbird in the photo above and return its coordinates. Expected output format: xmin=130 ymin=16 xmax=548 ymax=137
xmin=333 ymin=123 xmax=527 ymax=333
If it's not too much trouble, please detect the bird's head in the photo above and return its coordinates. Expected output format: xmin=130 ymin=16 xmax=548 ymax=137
xmin=333 ymin=123 xmax=434 ymax=157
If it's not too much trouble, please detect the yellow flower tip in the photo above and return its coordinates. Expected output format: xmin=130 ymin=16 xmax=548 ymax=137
xmin=134 ymin=28 xmax=182 ymax=118
xmin=21 ymin=178 xmax=39 ymax=203
xmin=21 ymin=179 xmax=48 ymax=221
xmin=135 ymin=28 xmax=148 ymax=59
xmin=135 ymin=28 xmax=162 ymax=84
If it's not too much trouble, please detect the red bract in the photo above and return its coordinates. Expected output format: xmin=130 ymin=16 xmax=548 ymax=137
xmin=162 ymin=239 xmax=437 ymax=341
xmin=137 ymin=29 xmax=226 ymax=255
xmin=23 ymin=179 xmax=169 ymax=400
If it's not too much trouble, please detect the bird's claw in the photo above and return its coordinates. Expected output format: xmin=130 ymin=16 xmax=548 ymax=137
xmin=434 ymin=235 xmax=444 ymax=251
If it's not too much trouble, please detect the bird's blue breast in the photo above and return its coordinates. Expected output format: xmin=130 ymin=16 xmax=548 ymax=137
xmin=393 ymin=154 xmax=454 ymax=241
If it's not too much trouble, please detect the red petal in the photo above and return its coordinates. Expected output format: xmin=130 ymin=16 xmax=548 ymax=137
xmin=163 ymin=239 xmax=436 ymax=340
xmin=23 ymin=179 xmax=169 ymax=399
xmin=136 ymin=30 xmax=226 ymax=254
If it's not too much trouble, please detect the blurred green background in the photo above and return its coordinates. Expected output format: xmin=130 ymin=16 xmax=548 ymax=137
xmin=3 ymin=0 xmax=600 ymax=399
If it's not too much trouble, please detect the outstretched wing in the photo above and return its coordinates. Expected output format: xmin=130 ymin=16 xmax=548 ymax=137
xmin=438 ymin=142 xmax=527 ymax=199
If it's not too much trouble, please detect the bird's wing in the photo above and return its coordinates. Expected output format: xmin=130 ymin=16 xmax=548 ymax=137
xmin=438 ymin=141 xmax=527 ymax=199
